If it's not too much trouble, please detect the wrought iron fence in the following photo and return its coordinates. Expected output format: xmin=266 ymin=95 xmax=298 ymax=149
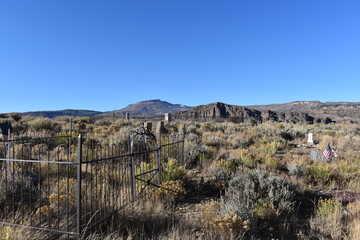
xmin=0 ymin=130 xmax=184 ymax=239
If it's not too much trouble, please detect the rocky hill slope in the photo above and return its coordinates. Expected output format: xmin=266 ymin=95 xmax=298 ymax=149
xmin=12 ymin=100 xmax=360 ymax=123
xmin=173 ymin=102 xmax=333 ymax=124
xmin=114 ymin=99 xmax=191 ymax=116
xmin=249 ymin=101 xmax=360 ymax=123
xmin=97 ymin=99 xmax=192 ymax=118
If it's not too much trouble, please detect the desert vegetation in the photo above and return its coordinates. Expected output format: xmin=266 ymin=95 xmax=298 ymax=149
xmin=0 ymin=115 xmax=359 ymax=239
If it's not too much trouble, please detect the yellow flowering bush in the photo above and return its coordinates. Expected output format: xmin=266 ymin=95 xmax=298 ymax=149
xmin=151 ymin=180 xmax=186 ymax=203
xmin=200 ymin=200 xmax=250 ymax=239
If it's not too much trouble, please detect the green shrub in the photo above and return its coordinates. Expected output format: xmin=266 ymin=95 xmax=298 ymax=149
xmin=287 ymin=163 xmax=304 ymax=177
xmin=200 ymin=200 xmax=250 ymax=239
xmin=29 ymin=118 xmax=55 ymax=131
xmin=201 ymin=122 xmax=216 ymax=132
xmin=94 ymin=119 xmax=112 ymax=126
xmin=315 ymin=198 xmax=342 ymax=217
xmin=216 ymin=158 xmax=239 ymax=171
xmin=305 ymin=164 xmax=331 ymax=186
xmin=151 ymin=180 xmax=186 ymax=203
xmin=199 ymin=145 xmax=217 ymax=161
xmin=213 ymin=167 xmax=232 ymax=185
xmin=162 ymin=159 xmax=186 ymax=181
xmin=227 ymin=170 xmax=295 ymax=215
xmin=263 ymin=156 xmax=281 ymax=170
xmin=239 ymin=154 xmax=257 ymax=169
xmin=10 ymin=113 xmax=22 ymax=122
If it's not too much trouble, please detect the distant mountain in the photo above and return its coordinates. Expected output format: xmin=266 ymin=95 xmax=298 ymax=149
xmin=14 ymin=100 xmax=192 ymax=119
xmin=107 ymin=99 xmax=192 ymax=117
xmin=19 ymin=109 xmax=103 ymax=118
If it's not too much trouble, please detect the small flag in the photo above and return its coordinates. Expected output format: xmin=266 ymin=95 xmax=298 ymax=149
xmin=323 ymin=144 xmax=336 ymax=161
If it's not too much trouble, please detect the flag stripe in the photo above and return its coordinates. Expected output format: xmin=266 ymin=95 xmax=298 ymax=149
xmin=323 ymin=144 xmax=335 ymax=160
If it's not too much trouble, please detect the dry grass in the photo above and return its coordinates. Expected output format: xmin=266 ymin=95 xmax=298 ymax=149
xmin=2 ymin=120 xmax=360 ymax=239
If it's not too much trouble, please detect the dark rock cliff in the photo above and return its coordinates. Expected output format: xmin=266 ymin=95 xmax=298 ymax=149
xmin=173 ymin=102 xmax=333 ymax=124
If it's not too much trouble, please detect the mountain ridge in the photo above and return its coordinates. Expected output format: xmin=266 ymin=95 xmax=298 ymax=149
xmin=14 ymin=99 xmax=192 ymax=119
xmin=249 ymin=101 xmax=360 ymax=123
xmin=173 ymin=102 xmax=329 ymax=124
xmin=6 ymin=100 xmax=360 ymax=123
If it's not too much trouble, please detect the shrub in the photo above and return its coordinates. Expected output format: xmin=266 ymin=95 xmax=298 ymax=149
xmin=199 ymin=145 xmax=217 ymax=162
xmin=250 ymin=141 xmax=285 ymax=160
xmin=310 ymin=199 xmax=343 ymax=239
xmin=10 ymin=113 xmax=22 ymax=122
xmin=151 ymin=180 xmax=186 ymax=203
xmin=0 ymin=169 xmax=39 ymax=211
xmin=263 ymin=156 xmax=281 ymax=170
xmin=213 ymin=167 xmax=232 ymax=186
xmin=94 ymin=119 xmax=112 ymax=126
xmin=227 ymin=170 xmax=295 ymax=215
xmin=347 ymin=201 xmax=360 ymax=240
xmin=200 ymin=200 xmax=250 ymax=239
xmin=229 ymin=132 xmax=255 ymax=149
xmin=305 ymin=164 xmax=332 ymax=186
xmin=12 ymin=123 xmax=29 ymax=133
xmin=287 ymin=163 xmax=304 ymax=177
xmin=216 ymin=158 xmax=239 ymax=171
xmin=316 ymin=198 xmax=341 ymax=217
xmin=162 ymin=159 xmax=186 ymax=181
xmin=253 ymin=201 xmax=279 ymax=221
xmin=231 ymin=150 xmax=257 ymax=169
xmin=202 ymin=132 xmax=226 ymax=147
xmin=29 ymin=118 xmax=60 ymax=132
xmin=201 ymin=122 xmax=216 ymax=132
xmin=330 ymin=160 xmax=360 ymax=189
xmin=280 ymin=131 xmax=293 ymax=141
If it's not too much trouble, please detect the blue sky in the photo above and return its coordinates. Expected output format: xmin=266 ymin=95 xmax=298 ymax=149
xmin=1 ymin=0 xmax=359 ymax=112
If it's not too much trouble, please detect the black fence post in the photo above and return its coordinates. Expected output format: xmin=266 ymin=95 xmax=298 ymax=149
xmin=76 ymin=134 xmax=83 ymax=239
xmin=181 ymin=136 xmax=185 ymax=165
xmin=156 ymin=132 xmax=162 ymax=185
xmin=128 ymin=135 xmax=136 ymax=200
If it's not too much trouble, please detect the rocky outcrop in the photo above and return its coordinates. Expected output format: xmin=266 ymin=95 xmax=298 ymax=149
xmin=250 ymin=101 xmax=360 ymax=123
xmin=173 ymin=102 xmax=329 ymax=124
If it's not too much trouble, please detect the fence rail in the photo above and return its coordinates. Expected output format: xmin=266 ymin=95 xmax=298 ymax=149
xmin=0 ymin=131 xmax=184 ymax=238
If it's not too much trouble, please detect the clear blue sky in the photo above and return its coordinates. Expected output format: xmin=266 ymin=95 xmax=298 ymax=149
xmin=1 ymin=0 xmax=359 ymax=112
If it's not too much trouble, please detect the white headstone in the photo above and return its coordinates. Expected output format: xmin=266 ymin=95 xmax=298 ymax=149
xmin=164 ymin=113 xmax=172 ymax=122
xmin=307 ymin=133 xmax=313 ymax=144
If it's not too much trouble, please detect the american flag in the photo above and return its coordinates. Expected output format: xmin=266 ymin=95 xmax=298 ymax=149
xmin=323 ymin=144 xmax=336 ymax=161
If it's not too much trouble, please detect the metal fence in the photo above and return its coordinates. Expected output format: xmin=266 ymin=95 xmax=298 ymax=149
xmin=0 ymin=130 xmax=184 ymax=238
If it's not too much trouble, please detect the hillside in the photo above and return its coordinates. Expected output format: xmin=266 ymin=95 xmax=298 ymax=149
xmin=19 ymin=109 xmax=102 ymax=118
xmin=14 ymin=100 xmax=192 ymax=119
xmin=249 ymin=101 xmax=360 ymax=123
xmin=100 ymin=99 xmax=192 ymax=117
xmin=11 ymin=100 xmax=360 ymax=123
xmin=249 ymin=101 xmax=324 ymax=112
xmin=173 ymin=102 xmax=331 ymax=124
